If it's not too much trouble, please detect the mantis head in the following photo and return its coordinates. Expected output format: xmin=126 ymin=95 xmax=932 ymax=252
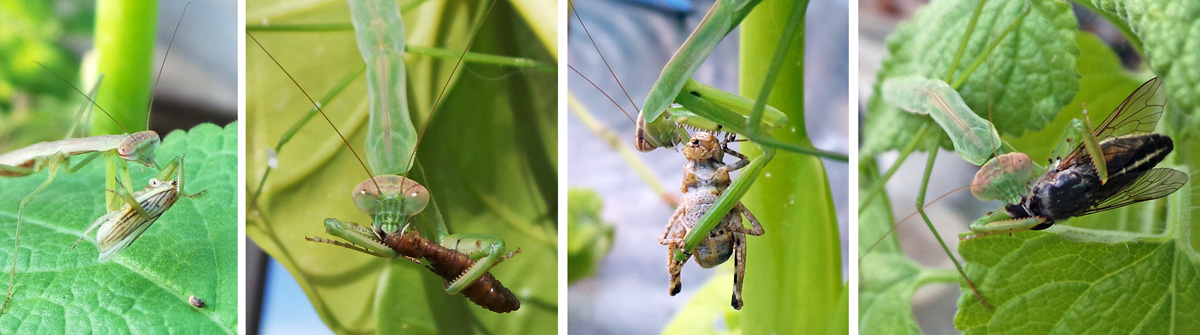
xmin=635 ymin=111 xmax=686 ymax=152
xmin=352 ymin=175 xmax=430 ymax=234
xmin=118 ymin=130 xmax=162 ymax=169
xmin=682 ymin=132 xmax=722 ymax=162
xmin=971 ymin=152 xmax=1035 ymax=204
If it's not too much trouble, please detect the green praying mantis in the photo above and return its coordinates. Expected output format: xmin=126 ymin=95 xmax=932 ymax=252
xmin=569 ymin=0 xmax=844 ymax=313
xmin=0 ymin=77 xmax=166 ymax=312
xmin=246 ymin=0 xmax=556 ymax=327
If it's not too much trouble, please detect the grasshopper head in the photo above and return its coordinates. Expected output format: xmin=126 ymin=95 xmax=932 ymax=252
xmin=682 ymin=132 xmax=721 ymax=161
xmin=118 ymin=130 xmax=161 ymax=169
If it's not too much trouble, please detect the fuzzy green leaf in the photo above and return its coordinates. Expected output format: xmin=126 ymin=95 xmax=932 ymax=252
xmin=0 ymin=123 xmax=238 ymax=333
xmin=1083 ymin=0 xmax=1200 ymax=123
xmin=957 ymin=228 xmax=1199 ymax=332
xmin=862 ymin=0 xmax=1078 ymax=158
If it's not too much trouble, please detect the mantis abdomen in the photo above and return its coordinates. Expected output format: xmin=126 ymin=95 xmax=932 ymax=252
xmin=384 ymin=233 xmax=521 ymax=313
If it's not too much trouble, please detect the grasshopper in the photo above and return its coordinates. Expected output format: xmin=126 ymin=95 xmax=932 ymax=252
xmin=658 ymin=131 xmax=763 ymax=309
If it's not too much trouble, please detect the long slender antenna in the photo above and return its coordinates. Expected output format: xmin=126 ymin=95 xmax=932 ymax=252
xmin=403 ymin=0 xmax=500 ymax=175
xmin=35 ymin=62 xmax=131 ymax=135
xmin=569 ymin=64 xmax=635 ymax=125
xmin=146 ymin=1 xmax=191 ymax=130
xmin=247 ymin=32 xmax=378 ymax=187
xmin=569 ymin=0 xmax=641 ymax=117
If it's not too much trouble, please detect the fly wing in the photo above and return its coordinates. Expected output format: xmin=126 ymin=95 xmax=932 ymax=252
xmin=1091 ymin=77 xmax=1167 ymax=141
xmin=1078 ymin=168 xmax=1187 ymax=216
xmin=1060 ymin=77 xmax=1167 ymax=168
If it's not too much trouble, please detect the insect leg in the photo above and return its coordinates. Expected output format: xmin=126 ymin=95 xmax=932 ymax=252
xmin=732 ymin=231 xmax=747 ymax=310
xmin=967 ymin=212 xmax=1048 ymax=237
xmin=3 ymin=154 xmax=65 ymax=314
xmin=317 ymin=218 xmax=397 ymax=258
xmin=658 ymin=205 xmax=687 ymax=245
xmin=103 ymin=151 xmax=148 ymax=217
xmin=440 ymin=234 xmax=519 ymax=295
xmin=305 ymin=236 xmax=395 ymax=258
xmin=722 ymin=139 xmax=751 ymax=172
xmin=667 ymin=226 xmax=690 ymax=296
xmin=733 ymin=202 xmax=764 ymax=236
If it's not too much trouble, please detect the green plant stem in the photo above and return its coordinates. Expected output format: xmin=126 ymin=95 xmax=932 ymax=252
xmin=740 ymin=0 xmax=841 ymax=332
xmin=92 ymin=0 xmax=156 ymax=135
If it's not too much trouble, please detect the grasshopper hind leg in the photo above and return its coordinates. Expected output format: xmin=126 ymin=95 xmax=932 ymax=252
xmin=731 ymin=232 xmax=747 ymax=309
xmin=668 ymin=243 xmax=689 ymax=296
xmin=730 ymin=202 xmax=761 ymax=310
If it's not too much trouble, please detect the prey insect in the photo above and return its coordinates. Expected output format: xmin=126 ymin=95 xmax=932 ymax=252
xmin=188 ymin=295 xmax=205 ymax=308
xmin=249 ymin=0 xmax=529 ymax=314
xmin=965 ymin=77 xmax=1186 ymax=236
xmin=72 ymin=156 xmax=206 ymax=262
xmin=658 ymin=131 xmax=763 ymax=309
xmin=311 ymin=214 xmax=521 ymax=313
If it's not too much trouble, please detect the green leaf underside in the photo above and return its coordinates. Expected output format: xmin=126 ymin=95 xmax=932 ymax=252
xmin=862 ymin=0 xmax=1079 ymax=158
xmin=246 ymin=1 xmax=557 ymax=334
xmin=0 ymin=123 xmax=237 ymax=333
xmin=1002 ymin=33 xmax=1145 ymax=166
